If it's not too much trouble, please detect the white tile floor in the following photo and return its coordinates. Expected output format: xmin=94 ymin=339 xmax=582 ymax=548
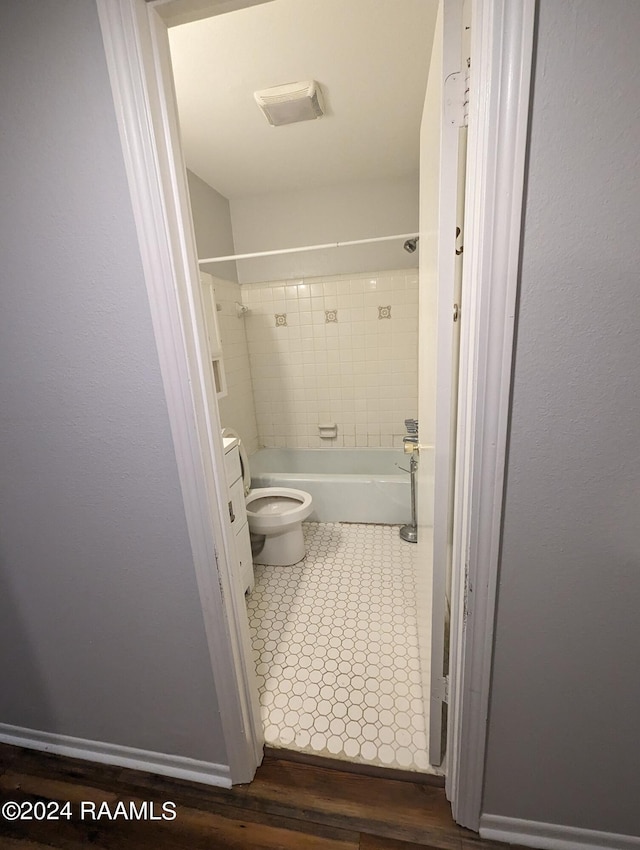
xmin=246 ymin=522 xmax=434 ymax=773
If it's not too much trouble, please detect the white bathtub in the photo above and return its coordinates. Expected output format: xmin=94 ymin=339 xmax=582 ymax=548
xmin=249 ymin=447 xmax=431 ymax=524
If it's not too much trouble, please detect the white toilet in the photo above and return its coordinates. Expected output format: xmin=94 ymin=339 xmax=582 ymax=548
xmin=222 ymin=429 xmax=313 ymax=566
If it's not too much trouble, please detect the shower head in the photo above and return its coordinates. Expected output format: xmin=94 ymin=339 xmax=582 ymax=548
xmin=403 ymin=237 xmax=419 ymax=253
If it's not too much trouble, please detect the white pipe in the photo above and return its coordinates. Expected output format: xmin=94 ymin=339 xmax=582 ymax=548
xmin=197 ymin=232 xmax=418 ymax=265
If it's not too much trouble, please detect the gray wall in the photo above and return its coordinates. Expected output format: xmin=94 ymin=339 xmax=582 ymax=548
xmin=229 ymin=175 xmax=419 ymax=283
xmin=483 ymin=0 xmax=640 ymax=837
xmin=187 ymin=169 xmax=238 ymax=282
xmin=0 ymin=0 xmax=226 ymax=765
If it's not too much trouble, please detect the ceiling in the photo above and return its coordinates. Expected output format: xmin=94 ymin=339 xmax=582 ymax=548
xmin=168 ymin=0 xmax=438 ymax=199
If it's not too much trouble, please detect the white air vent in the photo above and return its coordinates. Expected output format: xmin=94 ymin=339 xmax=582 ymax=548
xmin=254 ymin=81 xmax=324 ymax=126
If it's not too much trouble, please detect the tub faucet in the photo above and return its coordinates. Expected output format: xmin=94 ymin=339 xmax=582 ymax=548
xmin=403 ymin=418 xmax=419 ymax=451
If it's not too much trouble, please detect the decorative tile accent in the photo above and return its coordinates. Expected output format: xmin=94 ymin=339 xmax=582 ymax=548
xmin=378 ymin=305 xmax=392 ymax=319
xmin=325 ymin=309 xmax=338 ymax=323
xmin=246 ymin=522 xmax=433 ymax=773
xmin=275 ymin=313 xmax=287 ymax=327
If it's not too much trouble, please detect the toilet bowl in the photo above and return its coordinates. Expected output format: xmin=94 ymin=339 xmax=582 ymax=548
xmin=222 ymin=429 xmax=313 ymax=566
xmin=246 ymin=487 xmax=313 ymax=565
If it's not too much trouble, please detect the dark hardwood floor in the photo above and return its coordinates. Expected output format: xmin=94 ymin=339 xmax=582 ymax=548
xmin=0 ymin=743 xmax=514 ymax=849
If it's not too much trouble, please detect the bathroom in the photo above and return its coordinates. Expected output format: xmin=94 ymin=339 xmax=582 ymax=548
xmin=168 ymin=0 xmax=444 ymax=774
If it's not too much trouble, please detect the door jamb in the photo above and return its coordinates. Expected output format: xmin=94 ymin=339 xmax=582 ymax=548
xmin=446 ymin=0 xmax=536 ymax=829
xmin=428 ymin=0 xmax=464 ymax=770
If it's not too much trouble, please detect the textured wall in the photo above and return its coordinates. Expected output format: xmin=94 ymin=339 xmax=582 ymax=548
xmin=0 ymin=0 xmax=226 ymax=765
xmin=483 ymin=0 xmax=640 ymax=838
xmin=241 ymin=270 xmax=418 ymax=449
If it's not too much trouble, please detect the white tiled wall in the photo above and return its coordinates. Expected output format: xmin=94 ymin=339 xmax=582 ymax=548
xmin=241 ymin=270 xmax=418 ymax=449
xmin=206 ymin=274 xmax=259 ymax=455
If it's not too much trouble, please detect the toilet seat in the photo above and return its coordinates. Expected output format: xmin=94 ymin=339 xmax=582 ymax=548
xmin=245 ymin=487 xmax=313 ymax=531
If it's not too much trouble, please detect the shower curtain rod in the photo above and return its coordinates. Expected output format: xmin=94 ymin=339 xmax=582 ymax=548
xmin=197 ymin=232 xmax=418 ymax=265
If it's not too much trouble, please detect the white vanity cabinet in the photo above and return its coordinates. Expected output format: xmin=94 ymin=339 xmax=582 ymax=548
xmin=223 ymin=437 xmax=254 ymax=594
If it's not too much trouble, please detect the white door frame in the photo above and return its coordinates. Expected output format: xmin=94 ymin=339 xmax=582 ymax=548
xmin=427 ymin=0 xmax=464 ymax=769
xmin=446 ymin=0 xmax=536 ymax=828
xmin=97 ymin=0 xmax=535 ymax=828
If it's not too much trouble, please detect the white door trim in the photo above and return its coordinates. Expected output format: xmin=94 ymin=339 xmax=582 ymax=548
xmin=96 ymin=0 xmax=264 ymax=784
xmin=428 ymin=0 xmax=464 ymax=769
xmin=446 ymin=0 xmax=536 ymax=829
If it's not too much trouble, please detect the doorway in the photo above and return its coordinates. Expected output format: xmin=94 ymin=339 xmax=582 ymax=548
xmin=166 ymin=0 xmax=447 ymax=774
xmin=97 ymin=0 xmax=535 ymax=830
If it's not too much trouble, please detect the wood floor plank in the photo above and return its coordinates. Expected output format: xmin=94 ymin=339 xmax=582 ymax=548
xmin=360 ymin=835 xmax=462 ymax=850
xmin=0 ymin=763 xmax=360 ymax=849
xmin=0 ymin=746 xmax=123 ymax=793
xmin=163 ymin=803 xmax=360 ymax=850
xmin=55 ymin=753 xmax=453 ymax=846
xmin=0 ymin=770 xmax=120 ymax=805
xmin=242 ymin=757 xmax=466 ymax=847
xmin=0 ymin=743 xmax=21 ymax=775
xmin=0 ymin=788 xmax=109 ymax=850
xmin=0 ymin=789 xmax=359 ymax=850
xmin=0 ymin=744 xmax=523 ymax=850
xmin=0 ymin=749 xmax=459 ymax=846
xmin=461 ymin=838 xmax=513 ymax=850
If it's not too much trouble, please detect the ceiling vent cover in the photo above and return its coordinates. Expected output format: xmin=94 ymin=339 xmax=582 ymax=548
xmin=254 ymin=81 xmax=324 ymax=126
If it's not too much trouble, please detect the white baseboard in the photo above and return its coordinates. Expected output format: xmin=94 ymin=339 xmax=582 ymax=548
xmin=480 ymin=814 xmax=640 ymax=850
xmin=0 ymin=723 xmax=231 ymax=788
